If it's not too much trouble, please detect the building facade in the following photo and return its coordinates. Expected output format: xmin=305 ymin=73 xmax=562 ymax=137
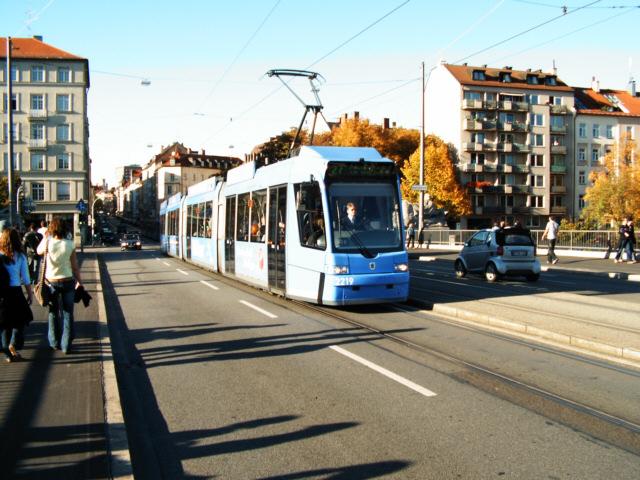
xmin=426 ymin=63 xmax=574 ymax=229
xmin=573 ymin=82 xmax=640 ymax=216
xmin=1 ymin=36 xmax=90 ymax=243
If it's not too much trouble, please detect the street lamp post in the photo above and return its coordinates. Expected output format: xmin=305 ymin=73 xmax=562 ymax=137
xmin=6 ymin=37 xmax=15 ymax=226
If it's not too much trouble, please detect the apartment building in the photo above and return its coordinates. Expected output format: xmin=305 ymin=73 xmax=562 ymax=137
xmin=426 ymin=63 xmax=574 ymax=229
xmin=1 ymin=36 xmax=89 ymax=241
xmin=573 ymin=80 xmax=640 ymax=215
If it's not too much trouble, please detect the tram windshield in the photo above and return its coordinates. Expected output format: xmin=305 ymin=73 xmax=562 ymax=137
xmin=328 ymin=182 xmax=402 ymax=255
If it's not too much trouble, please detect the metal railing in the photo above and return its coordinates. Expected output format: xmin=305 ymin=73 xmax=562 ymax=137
xmin=421 ymin=229 xmax=618 ymax=252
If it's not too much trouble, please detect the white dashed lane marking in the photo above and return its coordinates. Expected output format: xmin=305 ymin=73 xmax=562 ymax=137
xmin=176 ymin=269 xmax=189 ymax=276
xmin=200 ymin=280 xmax=220 ymax=291
xmin=239 ymin=300 xmax=278 ymax=319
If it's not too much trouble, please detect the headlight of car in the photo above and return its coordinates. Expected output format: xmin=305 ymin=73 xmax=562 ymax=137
xmin=326 ymin=265 xmax=349 ymax=274
xmin=136 ymin=242 xmax=141 ymax=246
xmin=121 ymin=242 xmax=127 ymax=247
xmin=394 ymin=263 xmax=409 ymax=272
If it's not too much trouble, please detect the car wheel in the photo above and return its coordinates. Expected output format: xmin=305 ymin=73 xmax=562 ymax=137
xmin=526 ymin=273 xmax=540 ymax=282
xmin=454 ymin=259 xmax=467 ymax=278
xmin=485 ymin=263 xmax=499 ymax=282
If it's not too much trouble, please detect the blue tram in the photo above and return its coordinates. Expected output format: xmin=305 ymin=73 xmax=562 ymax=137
xmin=160 ymin=146 xmax=409 ymax=305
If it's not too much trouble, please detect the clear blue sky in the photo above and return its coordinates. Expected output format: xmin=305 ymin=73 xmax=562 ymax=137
xmin=3 ymin=0 xmax=639 ymax=184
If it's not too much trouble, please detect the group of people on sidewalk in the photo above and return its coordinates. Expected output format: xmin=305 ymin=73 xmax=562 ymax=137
xmin=0 ymin=218 xmax=83 ymax=363
xmin=613 ymin=218 xmax=637 ymax=264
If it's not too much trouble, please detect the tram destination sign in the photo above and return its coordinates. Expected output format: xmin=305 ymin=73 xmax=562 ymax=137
xmin=326 ymin=161 xmax=396 ymax=179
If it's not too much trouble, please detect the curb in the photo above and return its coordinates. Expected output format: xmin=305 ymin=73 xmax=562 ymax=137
xmin=407 ymin=299 xmax=640 ymax=368
xmin=95 ymin=256 xmax=134 ymax=479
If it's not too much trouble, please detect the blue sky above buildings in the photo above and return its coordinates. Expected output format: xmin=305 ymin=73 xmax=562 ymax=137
xmin=3 ymin=0 xmax=639 ymax=184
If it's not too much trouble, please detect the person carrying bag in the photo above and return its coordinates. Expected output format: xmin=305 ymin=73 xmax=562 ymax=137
xmin=36 ymin=218 xmax=83 ymax=354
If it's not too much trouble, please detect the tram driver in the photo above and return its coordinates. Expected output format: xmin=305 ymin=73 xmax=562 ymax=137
xmin=340 ymin=202 xmax=367 ymax=231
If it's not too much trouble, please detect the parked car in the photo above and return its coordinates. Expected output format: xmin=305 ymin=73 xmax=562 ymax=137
xmin=454 ymin=227 xmax=541 ymax=282
xmin=120 ymin=233 xmax=142 ymax=251
xmin=100 ymin=227 xmax=116 ymax=245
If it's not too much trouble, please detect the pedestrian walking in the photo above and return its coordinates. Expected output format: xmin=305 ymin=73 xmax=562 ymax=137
xmin=626 ymin=220 xmax=637 ymax=264
xmin=37 ymin=220 xmax=48 ymax=237
xmin=541 ymin=215 xmax=560 ymax=264
xmin=0 ymin=229 xmax=34 ymax=363
xmin=406 ymin=220 xmax=416 ymax=249
xmin=22 ymin=223 xmax=43 ymax=284
xmin=613 ymin=218 xmax=629 ymax=263
xmin=36 ymin=218 xmax=83 ymax=354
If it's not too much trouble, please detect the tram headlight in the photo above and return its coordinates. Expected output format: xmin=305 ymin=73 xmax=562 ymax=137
xmin=394 ymin=263 xmax=408 ymax=272
xmin=326 ymin=265 xmax=349 ymax=275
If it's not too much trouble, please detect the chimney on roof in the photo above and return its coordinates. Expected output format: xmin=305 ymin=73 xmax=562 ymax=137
xmin=629 ymin=77 xmax=637 ymax=97
xmin=383 ymin=118 xmax=390 ymax=129
xmin=201 ymin=148 xmax=205 ymax=155
xmin=33 ymin=35 xmax=43 ymax=42
xmin=592 ymin=76 xmax=600 ymax=93
xmin=552 ymin=59 xmax=557 ymax=76
xmin=354 ymin=111 xmax=359 ymax=120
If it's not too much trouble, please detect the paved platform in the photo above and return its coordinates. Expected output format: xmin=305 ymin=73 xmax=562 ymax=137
xmin=0 ymin=253 xmax=111 ymax=479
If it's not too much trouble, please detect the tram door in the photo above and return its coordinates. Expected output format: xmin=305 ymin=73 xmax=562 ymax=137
xmin=225 ymin=196 xmax=236 ymax=274
xmin=268 ymin=185 xmax=287 ymax=292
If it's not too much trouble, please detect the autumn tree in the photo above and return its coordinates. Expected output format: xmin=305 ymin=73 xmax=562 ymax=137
xmin=401 ymin=135 xmax=471 ymax=219
xmin=581 ymin=135 xmax=640 ymax=226
xmin=0 ymin=175 xmax=21 ymax=208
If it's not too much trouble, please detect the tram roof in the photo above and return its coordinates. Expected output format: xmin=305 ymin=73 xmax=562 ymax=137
xmin=295 ymin=146 xmax=384 ymax=162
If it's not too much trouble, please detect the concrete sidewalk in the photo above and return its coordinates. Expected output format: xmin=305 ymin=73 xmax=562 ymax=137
xmin=0 ymin=253 xmax=117 ymax=479
xmin=408 ymin=249 xmax=640 ymax=368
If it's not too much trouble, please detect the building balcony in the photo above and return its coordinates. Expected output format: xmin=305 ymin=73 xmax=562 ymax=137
xmin=514 ymin=143 xmax=531 ymax=153
xmin=497 ymin=142 xmax=514 ymax=153
xmin=28 ymin=139 xmax=47 ymax=150
xmin=463 ymin=141 xmax=495 ymax=152
xmin=464 ymin=119 xmax=496 ymax=131
xmin=462 ymin=99 xmax=483 ymax=109
xmin=512 ymin=185 xmax=531 ymax=194
xmin=551 ymin=206 xmax=567 ymax=214
xmin=550 ymin=124 xmax=567 ymax=134
xmin=28 ymin=109 xmax=48 ymax=120
xmin=551 ymin=185 xmax=567 ymax=193
xmin=577 ymin=159 xmax=588 ymax=166
xmin=513 ymin=164 xmax=530 ymax=173
xmin=551 ymin=164 xmax=567 ymax=173
xmin=550 ymin=105 xmax=569 ymax=115
xmin=498 ymin=100 xmax=529 ymax=111
xmin=460 ymin=163 xmax=484 ymax=173
xmin=474 ymin=206 xmax=484 ymax=215
xmin=551 ymin=145 xmax=567 ymax=154
xmin=498 ymin=121 xmax=527 ymax=132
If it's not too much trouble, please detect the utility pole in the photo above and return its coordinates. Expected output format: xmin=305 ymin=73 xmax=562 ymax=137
xmin=6 ymin=37 xmax=15 ymax=226
xmin=418 ymin=61 xmax=425 ymax=234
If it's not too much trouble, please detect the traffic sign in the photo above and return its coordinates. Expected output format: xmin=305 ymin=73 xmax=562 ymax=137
xmin=76 ymin=199 xmax=88 ymax=212
xmin=411 ymin=185 xmax=428 ymax=192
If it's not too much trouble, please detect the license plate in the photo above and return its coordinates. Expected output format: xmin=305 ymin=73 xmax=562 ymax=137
xmin=511 ymin=250 xmax=527 ymax=257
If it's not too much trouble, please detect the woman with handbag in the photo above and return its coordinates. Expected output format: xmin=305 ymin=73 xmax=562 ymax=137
xmin=0 ymin=228 xmax=34 ymax=362
xmin=36 ymin=218 xmax=82 ymax=354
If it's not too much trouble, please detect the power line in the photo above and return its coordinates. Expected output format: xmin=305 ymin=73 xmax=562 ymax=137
xmin=512 ymin=0 xmax=637 ymax=8
xmin=491 ymin=6 xmax=637 ymax=63
xmin=453 ymin=0 xmax=603 ymax=64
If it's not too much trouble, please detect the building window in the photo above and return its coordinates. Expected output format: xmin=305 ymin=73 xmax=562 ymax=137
xmin=464 ymin=91 xmax=482 ymax=101
xmin=31 ymin=65 xmax=45 ymax=82
xmin=56 ymin=182 xmax=70 ymax=201
xmin=30 ymin=94 xmax=44 ymax=110
xmin=31 ymin=153 xmax=45 ymax=170
xmin=471 ymin=173 xmax=485 ymax=183
xmin=578 ymin=195 xmax=586 ymax=209
xmin=472 ymin=70 xmax=485 ymax=81
xmin=3 ymin=123 xmax=19 ymax=142
xmin=591 ymin=147 xmax=599 ymax=162
xmin=58 ymin=67 xmax=70 ymax=83
xmin=499 ymin=154 xmax=514 ymax=165
xmin=471 ymin=132 xmax=485 ymax=143
xmin=526 ymin=75 xmax=539 ymax=85
xmin=578 ymin=123 xmax=586 ymax=137
xmin=529 ymin=113 xmax=544 ymax=127
xmin=530 ymin=175 xmax=544 ymax=187
xmin=56 ymin=124 xmax=70 ymax=142
xmin=3 ymin=153 xmax=19 ymax=171
xmin=626 ymin=126 xmax=634 ymax=139
xmin=545 ymin=76 xmax=557 ymax=86
xmin=530 ymin=154 xmax=544 ymax=167
xmin=592 ymin=124 xmax=600 ymax=138
xmin=32 ymin=183 xmax=44 ymax=201
xmin=30 ymin=123 xmax=44 ymax=140
xmin=578 ymin=147 xmax=586 ymax=162
xmin=57 ymin=153 xmax=70 ymax=169
xmin=530 ymin=195 xmax=544 ymax=207
xmin=578 ymin=171 xmax=586 ymax=185
xmin=531 ymin=134 xmax=544 ymax=147
xmin=471 ymin=153 xmax=485 ymax=164
xmin=550 ymin=116 xmax=564 ymax=129
xmin=551 ymin=135 xmax=563 ymax=146
xmin=526 ymin=94 xmax=539 ymax=105
xmin=167 ymin=185 xmax=173 ymax=195
xmin=500 ymin=72 xmax=512 ymax=83
xmin=606 ymin=125 xmax=613 ymax=139
xmin=56 ymin=94 xmax=70 ymax=112
xmin=551 ymin=195 xmax=564 ymax=207
xmin=3 ymin=93 xmax=18 ymax=111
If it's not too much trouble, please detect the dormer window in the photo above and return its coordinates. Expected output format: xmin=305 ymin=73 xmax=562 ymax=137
xmin=545 ymin=76 xmax=557 ymax=86
xmin=526 ymin=75 xmax=539 ymax=85
xmin=472 ymin=70 xmax=486 ymax=81
xmin=500 ymin=72 xmax=512 ymax=83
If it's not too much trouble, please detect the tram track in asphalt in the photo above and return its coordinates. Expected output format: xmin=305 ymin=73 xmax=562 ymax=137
xmin=142 ymin=250 xmax=640 ymax=455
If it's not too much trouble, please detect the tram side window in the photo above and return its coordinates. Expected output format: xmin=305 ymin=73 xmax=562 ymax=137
xmin=294 ymin=181 xmax=326 ymax=250
xmin=168 ymin=210 xmax=177 ymax=235
xmin=195 ymin=203 xmax=204 ymax=238
xmin=187 ymin=205 xmax=194 ymax=237
xmin=237 ymin=193 xmax=250 ymax=241
xmin=204 ymin=201 xmax=213 ymax=237
xmin=250 ymin=190 xmax=267 ymax=242
xmin=160 ymin=215 xmax=165 ymax=236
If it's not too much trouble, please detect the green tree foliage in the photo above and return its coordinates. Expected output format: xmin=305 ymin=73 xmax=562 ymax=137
xmin=581 ymin=136 xmax=639 ymax=226
xmin=0 ymin=176 xmax=21 ymax=207
xmin=401 ymin=135 xmax=471 ymax=218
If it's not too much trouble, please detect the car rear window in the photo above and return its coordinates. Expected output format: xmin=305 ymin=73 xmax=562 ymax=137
xmin=495 ymin=229 xmax=534 ymax=246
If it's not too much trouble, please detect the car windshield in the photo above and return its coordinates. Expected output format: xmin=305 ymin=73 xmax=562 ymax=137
xmin=123 ymin=234 xmax=139 ymax=240
xmin=496 ymin=229 xmax=534 ymax=246
xmin=328 ymin=182 xmax=402 ymax=254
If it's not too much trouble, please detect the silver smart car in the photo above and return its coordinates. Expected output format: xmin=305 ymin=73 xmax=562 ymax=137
xmin=454 ymin=227 xmax=541 ymax=282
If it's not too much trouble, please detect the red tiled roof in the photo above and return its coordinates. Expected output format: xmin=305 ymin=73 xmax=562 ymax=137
xmin=574 ymin=88 xmax=640 ymax=117
xmin=0 ymin=37 xmax=85 ymax=60
xmin=444 ymin=64 xmax=573 ymax=92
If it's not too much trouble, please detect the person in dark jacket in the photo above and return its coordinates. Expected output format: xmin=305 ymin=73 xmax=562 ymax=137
xmin=614 ymin=218 xmax=629 ymax=263
xmin=23 ymin=223 xmax=43 ymax=284
xmin=626 ymin=219 xmax=637 ymax=264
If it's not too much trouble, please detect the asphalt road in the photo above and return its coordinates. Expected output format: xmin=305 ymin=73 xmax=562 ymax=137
xmin=100 ymin=246 xmax=640 ymax=479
